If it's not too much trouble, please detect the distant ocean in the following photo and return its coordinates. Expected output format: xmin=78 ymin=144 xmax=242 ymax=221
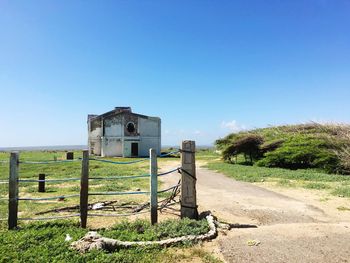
xmin=0 ymin=145 xmax=87 ymax=152
xmin=0 ymin=144 xmax=213 ymax=152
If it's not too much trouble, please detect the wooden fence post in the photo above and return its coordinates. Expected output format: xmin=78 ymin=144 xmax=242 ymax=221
xmin=8 ymin=152 xmax=19 ymax=230
xmin=80 ymin=150 xmax=89 ymax=228
xmin=150 ymin=148 xmax=158 ymax=225
xmin=38 ymin=174 xmax=45 ymax=192
xmin=180 ymin=140 xmax=198 ymax=219
xmin=66 ymin=152 xmax=74 ymax=160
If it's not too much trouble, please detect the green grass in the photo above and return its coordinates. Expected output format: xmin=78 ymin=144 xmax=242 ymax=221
xmin=206 ymin=162 xmax=350 ymax=183
xmin=0 ymin=218 xmax=212 ymax=263
xmin=277 ymin=179 xmax=296 ymax=188
xmin=100 ymin=217 xmax=209 ymax=241
xmin=206 ymin=161 xmax=350 ymax=197
xmin=332 ymin=186 xmax=350 ymax=197
xmin=303 ymin=182 xmax=331 ymax=190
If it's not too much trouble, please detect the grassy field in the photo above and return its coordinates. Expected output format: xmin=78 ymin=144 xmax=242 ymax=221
xmin=0 ymin=218 xmax=218 ymax=263
xmin=200 ymin=150 xmax=350 ymax=198
xmin=0 ymin=150 xmax=223 ymax=263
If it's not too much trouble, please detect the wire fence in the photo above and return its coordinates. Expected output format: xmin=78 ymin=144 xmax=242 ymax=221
xmin=20 ymin=159 xmax=82 ymax=164
xmin=1 ymin=150 xmax=184 ymax=226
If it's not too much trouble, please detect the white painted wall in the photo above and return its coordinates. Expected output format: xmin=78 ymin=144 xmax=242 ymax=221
xmin=104 ymin=116 xmax=123 ymax=137
xmin=101 ymin=137 xmax=122 ymax=157
xmin=89 ymin=126 xmax=102 ymax=155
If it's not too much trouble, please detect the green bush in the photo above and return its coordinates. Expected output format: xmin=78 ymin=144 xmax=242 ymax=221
xmin=216 ymin=123 xmax=350 ymax=174
xmin=222 ymin=134 xmax=263 ymax=164
xmin=256 ymin=135 xmax=339 ymax=173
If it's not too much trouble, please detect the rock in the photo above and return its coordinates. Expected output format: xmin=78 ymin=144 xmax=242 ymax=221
xmin=92 ymin=203 xmax=104 ymax=210
xmin=65 ymin=234 xmax=72 ymax=242
xmin=247 ymin=239 xmax=261 ymax=246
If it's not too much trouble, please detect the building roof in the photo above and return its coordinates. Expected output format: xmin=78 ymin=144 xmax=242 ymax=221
xmin=88 ymin=107 xmax=159 ymax=122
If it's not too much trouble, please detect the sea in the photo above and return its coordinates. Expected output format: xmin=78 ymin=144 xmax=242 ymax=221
xmin=0 ymin=145 xmax=87 ymax=152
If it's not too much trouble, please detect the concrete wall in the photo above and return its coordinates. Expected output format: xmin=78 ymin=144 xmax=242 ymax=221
xmin=104 ymin=115 xmax=123 ymax=137
xmin=101 ymin=137 xmax=123 ymax=157
xmin=88 ymin=118 xmax=102 ymax=155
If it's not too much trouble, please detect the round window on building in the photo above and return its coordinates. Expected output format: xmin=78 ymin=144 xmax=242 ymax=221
xmin=126 ymin=122 xmax=136 ymax=133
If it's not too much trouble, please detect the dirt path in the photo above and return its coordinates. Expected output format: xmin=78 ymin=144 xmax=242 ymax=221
xmin=159 ymin=162 xmax=350 ymax=263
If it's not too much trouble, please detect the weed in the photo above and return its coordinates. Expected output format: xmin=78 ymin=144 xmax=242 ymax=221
xmin=337 ymin=206 xmax=350 ymax=211
xmin=332 ymin=186 xmax=350 ymax=197
xmin=303 ymin=182 xmax=331 ymax=190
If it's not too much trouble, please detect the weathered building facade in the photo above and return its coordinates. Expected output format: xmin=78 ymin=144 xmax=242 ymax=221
xmin=87 ymin=107 xmax=161 ymax=157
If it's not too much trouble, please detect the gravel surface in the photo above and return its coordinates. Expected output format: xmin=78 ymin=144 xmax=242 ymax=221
xmin=160 ymin=162 xmax=350 ymax=263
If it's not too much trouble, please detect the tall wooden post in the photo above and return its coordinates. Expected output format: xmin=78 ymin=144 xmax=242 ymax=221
xmin=8 ymin=152 xmax=19 ymax=230
xmin=150 ymin=148 xmax=158 ymax=225
xmin=38 ymin=174 xmax=45 ymax=192
xmin=80 ymin=150 xmax=89 ymax=228
xmin=180 ymin=141 xmax=198 ymax=219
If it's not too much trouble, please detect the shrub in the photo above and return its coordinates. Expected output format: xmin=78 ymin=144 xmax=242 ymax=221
xmin=216 ymin=123 xmax=350 ymax=174
xmin=256 ymin=135 xmax=340 ymax=173
xmin=222 ymin=134 xmax=264 ymax=164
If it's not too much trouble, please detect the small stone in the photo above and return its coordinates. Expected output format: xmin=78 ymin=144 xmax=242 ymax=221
xmin=247 ymin=239 xmax=261 ymax=246
xmin=261 ymin=179 xmax=265 ymax=182
xmin=135 ymin=188 xmax=141 ymax=191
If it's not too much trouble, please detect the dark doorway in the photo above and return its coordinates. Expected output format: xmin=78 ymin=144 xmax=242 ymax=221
xmin=131 ymin=143 xmax=138 ymax=157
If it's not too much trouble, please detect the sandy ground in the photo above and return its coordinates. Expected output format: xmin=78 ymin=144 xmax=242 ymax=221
xmin=159 ymin=161 xmax=350 ymax=263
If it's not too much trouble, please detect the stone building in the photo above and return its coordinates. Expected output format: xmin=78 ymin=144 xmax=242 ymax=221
xmin=87 ymin=107 xmax=161 ymax=157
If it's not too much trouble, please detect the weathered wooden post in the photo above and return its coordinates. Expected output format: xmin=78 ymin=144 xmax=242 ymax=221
xmin=8 ymin=152 xmax=19 ymax=230
xmin=38 ymin=174 xmax=45 ymax=192
xmin=66 ymin=152 xmax=74 ymax=160
xmin=150 ymin=148 xmax=158 ymax=225
xmin=80 ymin=150 xmax=89 ymax=228
xmin=180 ymin=140 xmax=198 ymax=219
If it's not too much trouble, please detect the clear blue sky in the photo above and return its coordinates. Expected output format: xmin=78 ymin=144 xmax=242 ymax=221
xmin=1 ymin=0 xmax=349 ymax=147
